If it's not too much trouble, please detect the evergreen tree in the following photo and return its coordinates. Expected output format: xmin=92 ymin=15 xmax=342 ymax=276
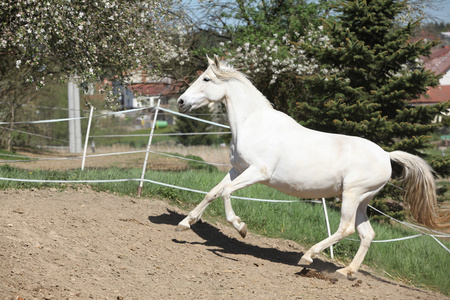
xmin=295 ymin=0 xmax=448 ymax=170
xmin=175 ymin=107 xmax=217 ymax=146
xmin=292 ymin=0 xmax=450 ymax=218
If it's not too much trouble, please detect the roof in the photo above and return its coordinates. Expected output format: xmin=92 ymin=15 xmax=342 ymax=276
xmin=410 ymin=30 xmax=439 ymax=44
xmin=130 ymin=83 xmax=183 ymax=97
xmin=441 ymin=32 xmax=450 ymax=39
xmin=411 ymin=85 xmax=450 ymax=105
xmin=422 ymin=45 xmax=450 ymax=74
xmin=413 ymin=44 xmax=450 ymax=105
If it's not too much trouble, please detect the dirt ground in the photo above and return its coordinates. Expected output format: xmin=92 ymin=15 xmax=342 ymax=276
xmin=6 ymin=145 xmax=231 ymax=172
xmin=1 ymin=187 xmax=448 ymax=300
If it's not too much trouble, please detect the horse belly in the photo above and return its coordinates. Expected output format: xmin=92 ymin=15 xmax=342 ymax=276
xmin=264 ymin=172 xmax=343 ymax=199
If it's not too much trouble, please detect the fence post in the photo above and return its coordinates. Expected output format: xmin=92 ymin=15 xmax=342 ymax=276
xmin=137 ymin=100 xmax=161 ymax=197
xmin=322 ymin=198 xmax=334 ymax=259
xmin=81 ymin=105 xmax=94 ymax=171
xmin=68 ymin=77 xmax=83 ymax=153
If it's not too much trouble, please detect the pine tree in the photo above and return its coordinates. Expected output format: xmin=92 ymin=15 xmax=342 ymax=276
xmin=291 ymin=0 xmax=450 ymax=218
xmin=294 ymin=0 xmax=448 ymax=171
xmin=175 ymin=107 xmax=216 ymax=146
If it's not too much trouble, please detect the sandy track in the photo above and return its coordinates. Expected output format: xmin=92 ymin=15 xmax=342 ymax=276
xmin=0 ymin=188 xmax=447 ymax=299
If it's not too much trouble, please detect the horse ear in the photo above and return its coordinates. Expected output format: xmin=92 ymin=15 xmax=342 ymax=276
xmin=213 ymin=54 xmax=221 ymax=68
xmin=207 ymin=55 xmax=214 ymax=66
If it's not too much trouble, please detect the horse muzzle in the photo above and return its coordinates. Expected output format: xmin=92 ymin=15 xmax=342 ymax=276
xmin=177 ymin=98 xmax=192 ymax=113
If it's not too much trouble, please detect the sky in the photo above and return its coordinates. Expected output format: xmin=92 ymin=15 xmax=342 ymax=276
xmin=183 ymin=1 xmax=450 ymax=25
xmin=183 ymin=0 xmax=450 ymax=26
xmin=424 ymin=1 xmax=450 ymax=24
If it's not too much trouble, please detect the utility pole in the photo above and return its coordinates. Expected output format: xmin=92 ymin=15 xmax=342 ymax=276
xmin=68 ymin=77 xmax=82 ymax=153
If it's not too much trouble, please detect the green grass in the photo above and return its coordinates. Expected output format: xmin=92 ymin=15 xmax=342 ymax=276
xmin=121 ymin=127 xmax=178 ymax=146
xmin=92 ymin=126 xmax=178 ymax=148
xmin=0 ymin=165 xmax=448 ymax=295
xmin=0 ymin=149 xmax=28 ymax=161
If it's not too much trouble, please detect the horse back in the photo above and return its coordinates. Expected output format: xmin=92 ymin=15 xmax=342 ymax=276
xmin=235 ymin=109 xmax=392 ymax=197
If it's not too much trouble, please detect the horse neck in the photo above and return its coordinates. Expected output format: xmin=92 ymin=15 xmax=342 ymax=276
xmin=223 ymin=79 xmax=272 ymax=137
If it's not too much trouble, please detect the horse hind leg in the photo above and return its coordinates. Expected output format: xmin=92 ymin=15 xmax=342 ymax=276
xmin=300 ymin=191 xmax=378 ymax=279
xmin=299 ymin=193 xmax=358 ymax=266
xmin=336 ymin=202 xmax=375 ymax=278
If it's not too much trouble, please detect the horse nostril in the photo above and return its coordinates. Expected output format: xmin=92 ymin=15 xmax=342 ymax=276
xmin=178 ymin=99 xmax=184 ymax=106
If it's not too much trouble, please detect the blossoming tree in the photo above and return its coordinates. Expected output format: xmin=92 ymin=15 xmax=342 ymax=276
xmin=0 ymin=0 xmax=183 ymax=148
xmin=1 ymin=0 xmax=180 ymax=89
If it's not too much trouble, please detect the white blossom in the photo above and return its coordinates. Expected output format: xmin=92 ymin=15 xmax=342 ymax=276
xmin=223 ymin=29 xmax=331 ymax=85
xmin=2 ymin=0 xmax=179 ymax=102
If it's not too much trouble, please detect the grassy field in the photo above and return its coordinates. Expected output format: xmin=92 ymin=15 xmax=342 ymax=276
xmin=0 ymin=163 xmax=448 ymax=295
xmin=0 ymin=149 xmax=28 ymax=161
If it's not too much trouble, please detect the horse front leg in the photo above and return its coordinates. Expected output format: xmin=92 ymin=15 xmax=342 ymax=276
xmin=223 ymin=192 xmax=247 ymax=238
xmin=176 ymin=169 xmax=236 ymax=231
xmin=220 ymin=165 xmax=270 ymax=238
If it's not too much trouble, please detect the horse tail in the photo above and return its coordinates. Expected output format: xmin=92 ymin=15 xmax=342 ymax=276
xmin=389 ymin=151 xmax=439 ymax=228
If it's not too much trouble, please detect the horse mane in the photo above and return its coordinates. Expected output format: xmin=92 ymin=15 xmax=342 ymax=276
xmin=209 ymin=59 xmax=273 ymax=108
xmin=209 ymin=61 xmax=247 ymax=82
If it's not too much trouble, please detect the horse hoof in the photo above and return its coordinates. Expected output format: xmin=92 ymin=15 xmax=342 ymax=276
xmin=175 ymin=224 xmax=190 ymax=232
xmin=335 ymin=268 xmax=356 ymax=280
xmin=238 ymin=223 xmax=247 ymax=238
xmin=298 ymin=256 xmax=313 ymax=266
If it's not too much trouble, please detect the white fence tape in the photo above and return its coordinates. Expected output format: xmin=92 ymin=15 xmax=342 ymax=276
xmin=91 ymin=132 xmax=230 ymax=137
xmin=0 ymin=106 xmax=150 ymax=125
xmin=0 ymin=176 xmax=319 ymax=204
xmin=0 ymin=106 xmax=144 ymax=125
xmin=0 ymin=106 xmax=230 ymax=128
xmin=0 ymin=126 xmax=69 ymax=143
xmin=430 ymin=235 xmax=450 ymax=253
xmin=0 ymin=115 xmax=89 ymax=125
xmin=346 ymin=234 xmax=425 ymax=243
xmin=1 ymin=149 xmax=233 ymax=167
xmin=157 ymin=107 xmax=230 ymax=129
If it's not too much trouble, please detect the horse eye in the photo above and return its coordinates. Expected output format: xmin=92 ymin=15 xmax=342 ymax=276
xmin=203 ymin=77 xmax=211 ymax=82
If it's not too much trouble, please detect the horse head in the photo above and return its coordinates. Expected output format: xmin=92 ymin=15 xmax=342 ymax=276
xmin=177 ymin=55 xmax=230 ymax=113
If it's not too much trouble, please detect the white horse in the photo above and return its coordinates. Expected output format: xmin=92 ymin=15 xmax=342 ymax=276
xmin=176 ymin=55 xmax=438 ymax=278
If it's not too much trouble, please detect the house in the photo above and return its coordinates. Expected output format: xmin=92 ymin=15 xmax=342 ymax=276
xmin=128 ymin=70 xmax=184 ymax=127
xmin=411 ymin=45 xmax=450 ymax=106
xmin=99 ymin=69 xmax=184 ymax=127
xmin=130 ymin=80 xmax=183 ymax=108
xmin=108 ymin=70 xmax=184 ymax=110
xmin=441 ymin=32 xmax=450 ymax=41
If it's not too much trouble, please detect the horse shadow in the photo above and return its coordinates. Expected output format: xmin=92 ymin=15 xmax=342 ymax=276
xmin=148 ymin=209 xmax=423 ymax=291
xmin=148 ymin=208 xmax=340 ymax=275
